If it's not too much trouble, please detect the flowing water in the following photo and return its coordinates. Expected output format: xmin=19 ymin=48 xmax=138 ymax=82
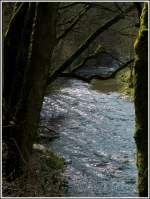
xmin=40 ymin=77 xmax=137 ymax=197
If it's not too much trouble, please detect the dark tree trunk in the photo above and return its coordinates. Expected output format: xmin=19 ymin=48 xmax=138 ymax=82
xmin=134 ymin=3 xmax=148 ymax=197
xmin=4 ymin=3 xmax=36 ymax=117
xmin=3 ymin=3 xmax=30 ymax=109
xmin=3 ymin=2 xmax=35 ymax=177
xmin=15 ymin=2 xmax=58 ymax=162
xmin=3 ymin=2 xmax=58 ymax=178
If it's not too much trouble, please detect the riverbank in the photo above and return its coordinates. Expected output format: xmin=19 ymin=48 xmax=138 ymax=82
xmin=116 ymin=67 xmax=134 ymax=99
xmin=2 ymin=140 xmax=65 ymax=197
xmin=3 ymin=75 xmax=136 ymax=197
xmin=91 ymin=66 xmax=134 ymax=100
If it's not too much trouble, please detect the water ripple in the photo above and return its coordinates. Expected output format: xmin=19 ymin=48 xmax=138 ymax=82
xmin=40 ymin=77 xmax=137 ymax=197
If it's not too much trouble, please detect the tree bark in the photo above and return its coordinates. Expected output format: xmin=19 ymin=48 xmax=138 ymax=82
xmin=3 ymin=2 xmax=58 ymax=177
xmin=134 ymin=3 xmax=148 ymax=197
xmin=5 ymin=3 xmax=36 ymax=116
xmin=3 ymin=3 xmax=36 ymax=177
xmin=16 ymin=2 xmax=58 ymax=161
xmin=3 ymin=3 xmax=29 ymax=107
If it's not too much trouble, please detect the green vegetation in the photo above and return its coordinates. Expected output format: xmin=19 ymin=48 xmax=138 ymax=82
xmin=116 ymin=67 xmax=134 ymax=98
xmin=2 ymin=1 xmax=148 ymax=197
xmin=44 ymin=151 xmax=65 ymax=170
xmin=33 ymin=144 xmax=65 ymax=170
xmin=91 ymin=67 xmax=134 ymax=100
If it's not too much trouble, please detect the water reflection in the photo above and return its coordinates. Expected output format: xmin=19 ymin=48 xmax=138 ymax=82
xmin=40 ymin=77 xmax=137 ymax=197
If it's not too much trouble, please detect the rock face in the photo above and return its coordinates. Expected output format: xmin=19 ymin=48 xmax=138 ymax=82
xmin=72 ymin=52 xmax=121 ymax=79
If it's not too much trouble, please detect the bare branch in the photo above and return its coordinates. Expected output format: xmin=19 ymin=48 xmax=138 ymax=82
xmin=60 ymin=59 xmax=134 ymax=82
xmin=10 ymin=138 xmax=27 ymax=165
xmin=82 ymin=2 xmax=116 ymax=13
xmin=91 ymin=59 xmax=134 ymax=80
xmin=47 ymin=5 xmax=135 ymax=85
xmin=134 ymin=2 xmax=142 ymax=19
xmin=57 ymin=5 xmax=91 ymax=41
xmin=114 ymin=2 xmax=124 ymax=14
xmin=58 ymin=2 xmax=80 ymax=10
xmin=111 ymin=30 xmax=137 ymax=38
xmin=72 ymin=50 xmax=123 ymax=73
xmin=58 ymin=14 xmax=80 ymax=27
xmin=39 ymin=125 xmax=56 ymax=133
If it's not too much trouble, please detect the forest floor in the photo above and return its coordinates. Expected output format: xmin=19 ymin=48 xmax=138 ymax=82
xmin=2 ymin=139 xmax=66 ymax=197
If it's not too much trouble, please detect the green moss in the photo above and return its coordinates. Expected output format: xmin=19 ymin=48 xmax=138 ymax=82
xmin=134 ymin=3 xmax=148 ymax=197
xmin=116 ymin=67 xmax=134 ymax=98
xmin=134 ymin=3 xmax=148 ymax=54
xmin=33 ymin=144 xmax=65 ymax=170
xmin=44 ymin=151 xmax=65 ymax=170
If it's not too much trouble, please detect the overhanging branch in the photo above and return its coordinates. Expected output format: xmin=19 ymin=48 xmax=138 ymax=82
xmin=60 ymin=59 xmax=134 ymax=82
xmin=57 ymin=5 xmax=91 ymax=41
xmin=48 ymin=5 xmax=135 ymax=85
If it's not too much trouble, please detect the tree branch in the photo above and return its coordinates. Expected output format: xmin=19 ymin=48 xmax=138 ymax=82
xmin=60 ymin=59 xmax=134 ymax=82
xmin=72 ymin=50 xmax=123 ymax=73
xmin=82 ymin=2 xmax=116 ymax=13
xmin=58 ymin=2 xmax=80 ymax=10
xmin=114 ymin=2 xmax=124 ymax=14
xmin=47 ymin=5 xmax=135 ymax=84
xmin=57 ymin=5 xmax=91 ymax=41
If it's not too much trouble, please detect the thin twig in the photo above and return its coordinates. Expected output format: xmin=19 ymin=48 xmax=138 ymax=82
xmin=39 ymin=125 xmax=57 ymax=133
xmin=10 ymin=138 xmax=27 ymax=165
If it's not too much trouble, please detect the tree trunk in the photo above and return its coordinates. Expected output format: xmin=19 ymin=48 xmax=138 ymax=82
xmin=134 ymin=3 xmax=148 ymax=196
xmin=3 ymin=2 xmax=58 ymax=178
xmin=3 ymin=2 xmax=36 ymax=177
xmin=15 ymin=2 xmax=58 ymax=162
xmin=3 ymin=3 xmax=30 ymax=109
xmin=4 ymin=3 xmax=36 ymax=117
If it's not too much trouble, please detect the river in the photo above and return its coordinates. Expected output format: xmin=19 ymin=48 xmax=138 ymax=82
xmin=40 ymin=77 xmax=137 ymax=197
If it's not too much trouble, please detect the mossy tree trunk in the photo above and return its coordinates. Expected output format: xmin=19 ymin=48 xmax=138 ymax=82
xmin=15 ymin=2 xmax=58 ymax=162
xmin=3 ymin=2 xmax=58 ymax=178
xmin=3 ymin=3 xmax=36 ymax=118
xmin=134 ymin=3 xmax=148 ymax=196
xmin=3 ymin=2 xmax=36 ymax=177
